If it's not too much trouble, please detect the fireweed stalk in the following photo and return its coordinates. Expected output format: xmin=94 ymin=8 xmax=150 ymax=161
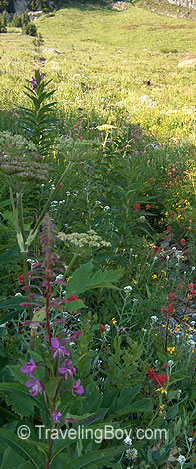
xmin=0 ymin=67 xmax=72 ymax=324
xmin=20 ymin=215 xmax=84 ymax=468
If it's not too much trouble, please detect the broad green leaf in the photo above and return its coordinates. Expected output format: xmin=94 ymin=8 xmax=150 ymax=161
xmin=0 ymin=429 xmax=44 ymax=468
xmin=66 ymin=261 xmax=122 ymax=297
xmin=65 ymin=446 xmax=124 ymax=469
xmin=117 ymin=385 xmax=141 ymax=410
xmin=1 ymin=446 xmax=28 ymax=468
xmin=0 ymin=383 xmax=45 ymax=416
xmin=129 ymin=398 xmax=153 ymax=413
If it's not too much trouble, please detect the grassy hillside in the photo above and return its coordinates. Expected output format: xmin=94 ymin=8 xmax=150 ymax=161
xmin=1 ymin=2 xmax=196 ymax=141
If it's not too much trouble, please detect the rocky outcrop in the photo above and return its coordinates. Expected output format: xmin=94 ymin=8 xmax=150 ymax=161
xmin=14 ymin=0 xmax=28 ymax=14
xmin=168 ymin=0 xmax=196 ymax=10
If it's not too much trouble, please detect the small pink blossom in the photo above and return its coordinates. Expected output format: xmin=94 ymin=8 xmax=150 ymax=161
xmin=21 ymin=359 xmax=37 ymax=376
xmin=25 ymin=376 xmax=43 ymax=396
xmin=52 ymin=410 xmax=62 ymax=423
xmin=51 ymin=338 xmax=70 ymax=359
xmin=72 ymin=379 xmax=84 ymax=395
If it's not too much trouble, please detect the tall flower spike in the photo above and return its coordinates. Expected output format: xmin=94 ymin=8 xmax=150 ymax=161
xmin=20 ymin=215 xmax=68 ymax=342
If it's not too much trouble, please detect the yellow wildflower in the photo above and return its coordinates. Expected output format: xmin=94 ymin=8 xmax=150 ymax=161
xmin=167 ymin=347 xmax=175 ymax=354
xmin=157 ymin=387 xmax=167 ymax=394
xmin=160 ymin=405 xmax=166 ymax=416
xmin=111 ymin=318 xmax=117 ymax=324
xmin=66 ymin=276 xmax=72 ymax=282
xmin=152 ymin=274 xmax=157 ymax=279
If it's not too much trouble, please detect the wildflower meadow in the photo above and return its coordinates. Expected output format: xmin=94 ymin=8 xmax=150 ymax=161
xmin=1 ymin=1 xmax=196 ymax=468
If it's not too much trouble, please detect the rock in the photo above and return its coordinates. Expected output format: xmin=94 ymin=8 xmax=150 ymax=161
xmin=14 ymin=0 xmax=28 ymax=14
xmin=177 ymin=57 xmax=196 ymax=67
xmin=29 ymin=10 xmax=44 ymax=20
xmin=111 ymin=1 xmax=128 ymax=11
xmin=42 ymin=48 xmax=64 ymax=55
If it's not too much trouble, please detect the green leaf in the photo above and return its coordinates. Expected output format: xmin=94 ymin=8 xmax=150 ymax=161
xmin=0 ymin=297 xmax=27 ymax=324
xmin=66 ymin=262 xmax=122 ymax=297
xmin=1 ymin=446 xmax=29 ymax=468
xmin=0 ymin=383 xmax=45 ymax=417
xmin=45 ymin=378 xmax=59 ymax=400
xmin=129 ymin=398 xmax=153 ymax=413
xmin=166 ymin=404 xmax=179 ymax=419
xmin=65 ymin=446 xmax=124 ymax=469
xmin=0 ymin=429 xmax=44 ymax=468
xmin=117 ymin=385 xmax=141 ymax=410
xmin=0 ymin=245 xmax=19 ymax=269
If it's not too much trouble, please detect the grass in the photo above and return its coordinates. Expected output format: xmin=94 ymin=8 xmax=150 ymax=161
xmin=1 ymin=1 xmax=196 ymax=141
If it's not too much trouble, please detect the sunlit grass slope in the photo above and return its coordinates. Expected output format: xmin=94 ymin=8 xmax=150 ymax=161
xmin=1 ymin=2 xmax=196 ymax=140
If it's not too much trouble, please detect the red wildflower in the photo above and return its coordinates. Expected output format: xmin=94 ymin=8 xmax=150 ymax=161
xmin=153 ymin=245 xmax=159 ymax=254
xmin=167 ymin=226 xmax=171 ymax=231
xmin=100 ymin=324 xmax=106 ymax=332
xmin=68 ymin=296 xmax=79 ymax=301
xmin=18 ymin=274 xmax=25 ymax=285
xmin=147 ymin=368 xmax=168 ymax=387
xmin=180 ymin=238 xmax=186 ymax=246
xmin=167 ymin=293 xmax=175 ymax=302
xmin=146 ymin=204 xmax=150 ymax=210
xmin=133 ymin=203 xmax=141 ymax=212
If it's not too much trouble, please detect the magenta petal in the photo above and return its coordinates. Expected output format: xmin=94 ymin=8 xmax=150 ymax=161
xmin=25 ymin=380 xmax=35 ymax=387
xmin=51 ymin=338 xmax=59 ymax=349
xmin=77 ymin=386 xmax=84 ymax=394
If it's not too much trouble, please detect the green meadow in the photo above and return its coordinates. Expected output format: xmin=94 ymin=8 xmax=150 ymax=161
xmin=1 ymin=2 xmax=196 ymax=140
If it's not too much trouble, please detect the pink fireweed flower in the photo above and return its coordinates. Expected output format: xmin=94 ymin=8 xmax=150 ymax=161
xmin=25 ymin=376 xmax=43 ymax=396
xmin=52 ymin=410 xmax=62 ymax=423
xmin=72 ymin=379 xmax=84 ymax=395
xmin=21 ymin=359 xmax=37 ymax=376
xmin=59 ymin=360 xmax=76 ymax=380
xmin=51 ymin=337 xmax=70 ymax=359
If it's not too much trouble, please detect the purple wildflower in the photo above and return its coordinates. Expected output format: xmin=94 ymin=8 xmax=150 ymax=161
xmin=52 ymin=410 xmax=62 ymax=423
xmin=59 ymin=359 xmax=76 ymax=380
xmin=21 ymin=359 xmax=37 ymax=376
xmin=31 ymin=76 xmax=37 ymax=87
xmin=72 ymin=379 xmax=84 ymax=395
xmin=51 ymin=337 xmax=70 ymax=359
xmin=25 ymin=376 xmax=43 ymax=396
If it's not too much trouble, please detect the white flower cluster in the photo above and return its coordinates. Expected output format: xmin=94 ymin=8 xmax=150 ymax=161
xmin=126 ymin=448 xmax=138 ymax=460
xmin=58 ymin=230 xmax=111 ymax=249
xmin=124 ymin=285 xmax=133 ymax=294
xmin=177 ymin=455 xmax=186 ymax=465
xmin=151 ymin=315 xmax=158 ymax=323
xmin=105 ymin=324 xmax=111 ymax=333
